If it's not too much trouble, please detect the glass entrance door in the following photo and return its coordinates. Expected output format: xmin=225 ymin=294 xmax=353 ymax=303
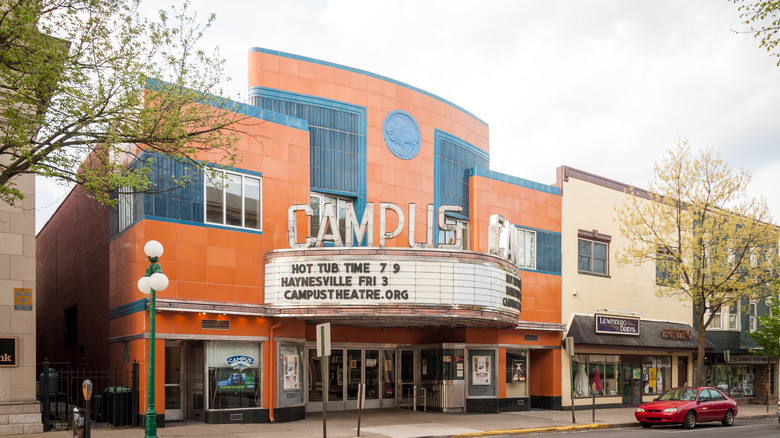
xmin=164 ymin=343 xmax=183 ymax=421
xmin=381 ymin=349 xmax=396 ymax=407
xmin=307 ymin=348 xmax=345 ymax=411
xmin=622 ymin=359 xmax=642 ymax=406
xmin=306 ymin=346 xmax=402 ymax=412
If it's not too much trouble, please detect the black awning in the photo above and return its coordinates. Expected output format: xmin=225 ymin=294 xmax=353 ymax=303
xmin=565 ymin=315 xmax=713 ymax=351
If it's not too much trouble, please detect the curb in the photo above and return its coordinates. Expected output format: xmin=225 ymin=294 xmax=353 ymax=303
xmin=451 ymin=423 xmax=610 ymax=437
xmin=448 ymin=414 xmax=777 ymax=438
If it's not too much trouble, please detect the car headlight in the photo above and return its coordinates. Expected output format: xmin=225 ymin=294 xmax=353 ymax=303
xmin=662 ymin=407 xmax=681 ymax=413
xmin=636 ymin=408 xmax=645 ymax=412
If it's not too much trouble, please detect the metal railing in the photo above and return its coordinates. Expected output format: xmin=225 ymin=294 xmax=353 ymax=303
xmin=38 ymin=359 xmax=139 ymax=432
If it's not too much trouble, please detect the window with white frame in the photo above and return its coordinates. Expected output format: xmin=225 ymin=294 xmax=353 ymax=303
xmin=310 ymin=193 xmax=352 ymax=243
xmin=749 ymin=301 xmax=758 ymax=332
xmin=517 ymin=228 xmax=536 ymax=269
xmin=439 ymin=217 xmax=469 ymax=250
xmin=708 ymin=303 xmax=739 ymax=331
xmin=577 ymin=230 xmax=610 ymax=275
xmin=205 ymin=169 xmax=262 ymax=230
xmin=118 ymin=186 xmax=133 ymax=231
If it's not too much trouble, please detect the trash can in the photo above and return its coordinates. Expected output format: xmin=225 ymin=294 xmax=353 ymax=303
xmin=102 ymin=386 xmax=132 ymax=426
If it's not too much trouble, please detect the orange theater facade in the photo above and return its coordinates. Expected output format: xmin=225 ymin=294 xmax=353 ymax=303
xmin=40 ymin=48 xmax=563 ymax=425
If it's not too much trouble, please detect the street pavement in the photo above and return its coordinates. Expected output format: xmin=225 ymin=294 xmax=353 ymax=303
xmin=17 ymin=403 xmax=778 ymax=438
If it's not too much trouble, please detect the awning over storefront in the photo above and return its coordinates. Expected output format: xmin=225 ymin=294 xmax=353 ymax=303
xmin=565 ymin=315 xmax=713 ymax=351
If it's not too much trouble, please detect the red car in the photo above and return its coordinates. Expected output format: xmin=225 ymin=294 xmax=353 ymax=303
xmin=634 ymin=386 xmax=738 ymax=429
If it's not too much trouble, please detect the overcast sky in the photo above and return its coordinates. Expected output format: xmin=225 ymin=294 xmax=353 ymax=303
xmin=35 ymin=0 xmax=780 ymax=232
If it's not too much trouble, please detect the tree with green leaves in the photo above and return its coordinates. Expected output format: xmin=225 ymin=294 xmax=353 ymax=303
xmin=616 ymin=138 xmax=779 ymax=386
xmin=733 ymin=0 xmax=780 ymax=65
xmin=749 ymin=285 xmax=780 ymax=357
xmin=0 ymin=0 xmax=255 ymax=206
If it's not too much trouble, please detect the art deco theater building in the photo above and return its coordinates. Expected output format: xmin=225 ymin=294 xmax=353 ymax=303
xmin=37 ymin=48 xmax=563 ymax=424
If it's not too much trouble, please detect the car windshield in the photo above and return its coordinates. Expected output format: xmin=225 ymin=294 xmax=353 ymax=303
xmin=657 ymin=388 xmax=699 ymax=401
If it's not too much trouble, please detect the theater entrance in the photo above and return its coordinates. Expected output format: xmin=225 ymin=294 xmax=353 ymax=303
xmin=306 ymin=346 xmax=408 ymax=412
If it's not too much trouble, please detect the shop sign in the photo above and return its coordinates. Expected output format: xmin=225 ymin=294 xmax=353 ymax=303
xmin=661 ymin=328 xmax=692 ymax=340
xmin=265 ymin=251 xmax=522 ymax=316
xmin=594 ymin=314 xmax=640 ymax=335
xmin=729 ymin=355 xmax=769 ymax=364
xmin=0 ymin=337 xmax=17 ymax=367
xmin=226 ymin=355 xmax=254 ymax=371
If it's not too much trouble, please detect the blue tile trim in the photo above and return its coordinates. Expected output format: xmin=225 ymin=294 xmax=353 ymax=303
xmin=258 ymin=88 xmax=368 ymax=230
xmin=433 ymin=130 xmax=488 ymax=232
xmin=313 ymin=188 xmax=359 ymax=198
xmin=146 ymin=79 xmax=308 ymax=131
xmin=470 ymin=167 xmax=561 ymax=196
xmin=249 ymin=47 xmax=488 ymax=128
xmin=435 ymin=130 xmax=489 ymax=161
xmin=144 ymin=215 xmax=264 ymax=234
xmin=109 ymin=298 xmax=148 ymax=319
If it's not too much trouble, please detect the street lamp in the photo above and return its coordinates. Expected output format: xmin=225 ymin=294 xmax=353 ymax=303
xmin=137 ymin=240 xmax=169 ymax=438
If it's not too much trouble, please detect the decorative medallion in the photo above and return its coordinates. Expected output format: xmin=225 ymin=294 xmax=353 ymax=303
xmin=383 ymin=110 xmax=421 ymax=160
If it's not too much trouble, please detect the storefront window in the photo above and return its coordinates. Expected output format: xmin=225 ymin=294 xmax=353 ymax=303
xmin=506 ymin=350 xmax=528 ymax=397
xmin=573 ymin=354 xmax=621 ymax=397
xmin=207 ymin=341 xmax=261 ymax=409
xmin=420 ymin=349 xmax=464 ymax=381
xmin=729 ymin=365 xmax=756 ymax=397
xmin=642 ymin=356 xmax=671 ymax=395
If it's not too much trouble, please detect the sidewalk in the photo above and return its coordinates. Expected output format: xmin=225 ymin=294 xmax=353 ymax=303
xmin=19 ymin=404 xmax=777 ymax=438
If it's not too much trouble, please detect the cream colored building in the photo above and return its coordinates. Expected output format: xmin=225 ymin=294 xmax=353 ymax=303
xmin=556 ymin=166 xmax=697 ymax=409
xmin=0 ymin=170 xmax=42 ymax=434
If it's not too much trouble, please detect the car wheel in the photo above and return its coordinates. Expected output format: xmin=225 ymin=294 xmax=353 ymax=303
xmin=683 ymin=411 xmax=696 ymax=429
xmin=640 ymin=422 xmax=652 ymax=428
xmin=721 ymin=410 xmax=734 ymax=426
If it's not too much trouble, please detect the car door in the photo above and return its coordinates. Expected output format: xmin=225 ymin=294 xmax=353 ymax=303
xmin=696 ymin=389 xmax=715 ymax=421
xmin=708 ymin=388 xmax=729 ymax=419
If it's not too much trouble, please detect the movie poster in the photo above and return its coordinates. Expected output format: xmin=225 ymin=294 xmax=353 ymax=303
xmin=473 ymin=355 xmax=491 ymax=385
xmin=283 ymin=354 xmax=300 ymax=390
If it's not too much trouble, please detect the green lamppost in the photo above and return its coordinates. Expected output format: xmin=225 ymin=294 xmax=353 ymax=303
xmin=137 ymin=240 xmax=169 ymax=438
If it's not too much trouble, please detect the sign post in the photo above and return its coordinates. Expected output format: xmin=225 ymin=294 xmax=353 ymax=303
xmin=316 ymin=323 xmax=331 ymax=438
xmin=565 ymin=337 xmax=575 ymax=424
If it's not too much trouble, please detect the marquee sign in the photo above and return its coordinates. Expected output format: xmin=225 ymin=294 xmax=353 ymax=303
xmin=265 ymin=248 xmax=522 ymax=319
xmin=594 ymin=314 xmax=640 ymax=335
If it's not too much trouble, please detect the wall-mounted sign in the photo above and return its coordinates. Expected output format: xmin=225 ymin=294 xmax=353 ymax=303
xmin=0 ymin=337 xmax=18 ymax=367
xmin=14 ymin=288 xmax=32 ymax=311
xmin=265 ymin=249 xmax=522 ymax=318
xmin=729 ymin=355 xmax=769 ymax=364
xmin=661 ymin=328 xmax=692 ymax=340
xmin=226 ymin=355 xmax=254 ymax=371
xmin=594 ymin=314 xmax=640 ymax=335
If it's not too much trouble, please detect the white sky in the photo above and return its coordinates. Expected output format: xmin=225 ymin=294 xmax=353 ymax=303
xmin=35 ymin=0 xmax=780 ymax=232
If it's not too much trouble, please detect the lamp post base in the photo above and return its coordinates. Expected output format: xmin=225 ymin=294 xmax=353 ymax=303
xmin=143 ymin=409 xmax=158 ymax=438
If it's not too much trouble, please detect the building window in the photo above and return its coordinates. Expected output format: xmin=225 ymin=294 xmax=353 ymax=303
xmin=64 ymin=305 xmax=77 ymax=347
xmin=118 ymin=186 xmax=133 ymax=231
xmin=749 ymin=301 xmax=758 ymax=332
xmin=655 ymin=247 xmax=679 ymax=286
xmin=439 ymin=217 xmax=469 ymax=250
xmin=310 ymin=193 xmax=352 ymax=244
xmin=205 ymin=169 xmax=262 ymax=230
xmin=708 ymin=303 xmax=739 ymax=331
xmin=572 ymin=354 xmax=621 ymax=397
xmin=577 ymin=230 xmax=610 ymax=275
xmin=518 ymin=228 xmax=535 ymax=269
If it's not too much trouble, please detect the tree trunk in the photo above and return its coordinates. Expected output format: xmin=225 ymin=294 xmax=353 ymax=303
xmin=695 ymin=310 xmax=706 ymax=386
